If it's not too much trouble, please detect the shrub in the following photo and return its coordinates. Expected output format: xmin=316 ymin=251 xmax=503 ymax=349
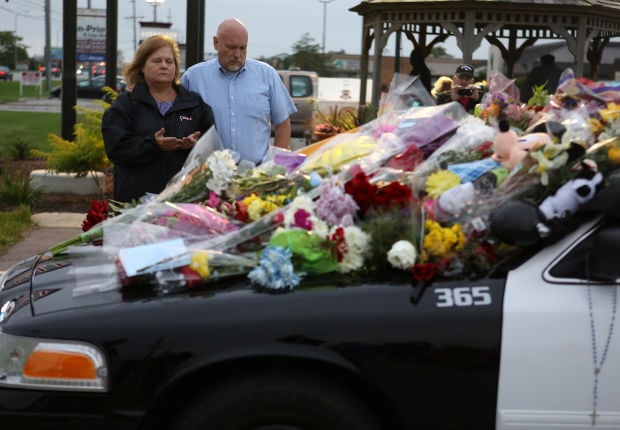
xmin=0 ymin=173 xmax=42 ymax=207
xmin=8 ymin=138 xmax=34 ymax=160
xmin=32 ymin=99 xmax=113 ymax=196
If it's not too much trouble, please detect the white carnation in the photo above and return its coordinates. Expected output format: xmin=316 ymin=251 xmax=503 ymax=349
xmin=206 ymin=150 xmax=237 ymax=195
xmin=387 ymin=240 xmax=417 ymax=270
xmin=336 ymin=225 xmax=370 ymax=273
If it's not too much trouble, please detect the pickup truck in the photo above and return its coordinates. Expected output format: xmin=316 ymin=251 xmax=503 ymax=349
xmin=277 ymin=70 xmax=319 ymax=143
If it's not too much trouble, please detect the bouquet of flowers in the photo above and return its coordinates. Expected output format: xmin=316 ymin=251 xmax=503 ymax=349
xmin=49 ymin=69 xmax=620 ymax=298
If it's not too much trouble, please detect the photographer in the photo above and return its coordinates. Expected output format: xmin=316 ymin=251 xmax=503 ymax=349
xmin=436 ymin=64 xmax=481 ymax=112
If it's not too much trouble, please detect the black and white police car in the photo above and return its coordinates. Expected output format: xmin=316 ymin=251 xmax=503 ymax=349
xmin=0 ymin=202 xmax=618 ymax=430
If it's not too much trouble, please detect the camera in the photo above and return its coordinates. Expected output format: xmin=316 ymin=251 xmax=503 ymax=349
xmin=458 ymin=88 xmax=473 ymax=96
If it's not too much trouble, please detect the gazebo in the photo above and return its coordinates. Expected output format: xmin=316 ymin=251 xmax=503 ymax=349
xmin=350 ymin=0 xmax=620 ymax=108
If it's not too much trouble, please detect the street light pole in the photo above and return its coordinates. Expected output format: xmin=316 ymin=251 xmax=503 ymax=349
xmin=13 ymin=11 xmax=29 ymax=70
xmin=318 ymin=0 xmax=334 ymax=56
xmin=145 ymin=0 xmax=166 ymax=23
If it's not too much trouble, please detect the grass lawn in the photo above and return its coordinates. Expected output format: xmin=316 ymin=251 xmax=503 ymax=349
xmin=0 ymin=80 xmax=63 ymax=157
xmin=0 ymin=206 xmax=33 ymax=255
xmin=0 ymin=79 xmax=60 ymax=103
xmin=0 ymin=111 xmax=60 ymax=156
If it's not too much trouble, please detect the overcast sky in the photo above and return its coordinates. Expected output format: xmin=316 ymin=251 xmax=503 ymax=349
xmin=0 ymin=0 xmax=476 ymax=63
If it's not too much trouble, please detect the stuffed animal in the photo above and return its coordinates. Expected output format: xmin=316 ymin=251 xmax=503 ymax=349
xmin=492 ymin=119 xmax=551 ymax=170
xmin=490 ymin=160 xmax=604 ymax=246
xmin=437 ymin=166 xmax=508 ymax=220
xmin=538 ymin=159 xmax=604 ymax=220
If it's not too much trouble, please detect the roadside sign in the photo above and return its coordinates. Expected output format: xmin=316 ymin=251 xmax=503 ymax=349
xmin=19 ymin=71 xmax=43 ymax=96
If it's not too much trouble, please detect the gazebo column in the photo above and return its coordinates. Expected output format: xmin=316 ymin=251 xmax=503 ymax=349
xmin=486 ymin=30 xmax=537 ymax=78
xmin=550 ymin=16 xmax=596 ymax=78
xmin=359 ymin=20 xmax=373 ymax=121
xmin=371 ymin=20 xmax=386 ymax=108
xmin=443 ymin=12 xmax=501 ymax=64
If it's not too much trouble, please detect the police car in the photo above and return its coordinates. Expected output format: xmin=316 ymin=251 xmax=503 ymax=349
xmin=0 ymin=207 xmax=618 ymax=430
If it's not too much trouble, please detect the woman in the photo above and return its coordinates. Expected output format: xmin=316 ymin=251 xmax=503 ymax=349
xmin=102 ymin=35 xmax=215 ymax=203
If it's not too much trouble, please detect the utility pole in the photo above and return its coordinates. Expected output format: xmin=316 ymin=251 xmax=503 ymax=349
xmin=44 ymin=0 xmax=51 ymax=92
xmin=126 ymin=0 xmax=143 ymax=53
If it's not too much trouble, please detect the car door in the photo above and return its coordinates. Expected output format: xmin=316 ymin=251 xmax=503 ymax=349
xmin=497 ymin=216 xmax=620 ymax=429
xmin=278 ymin=71 xmax=318 ymax=140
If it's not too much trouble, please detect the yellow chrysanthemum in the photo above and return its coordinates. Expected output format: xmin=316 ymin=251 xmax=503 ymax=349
xmin=608 ymin=146 xmax=620 ymax=164
xmin=423 ymin=220 xmax=466 ymax=258
xmin=425 ymin=170 xmax=461 ymax=199
xmin=450 ymin=224 xmax=466 ymax=251
xmin=244 ymin=195 xmax=279 ymax=221
xmin=600 ymin=102 xmax=620 ymax=123
xmin=588 ymin=118 xmax=604 ymax=135
xmin=265 ymin=194 xmax=289 ymax=206
xmin=247 ymin=199 xmax=265 ymax=221
xmin=190 ymin=250 xmax=210 ymax=278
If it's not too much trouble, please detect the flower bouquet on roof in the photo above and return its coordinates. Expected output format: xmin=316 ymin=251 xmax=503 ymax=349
xmin=387 ymin=101 xmax=468 ymax=163
xmin=476 ymin=70 xmax=531 ymax=130
xmin=101 ymin=201 xmax=240 ymax=252
xmin=155 ymin=126 xmax=234 ymax=203
xmin=110 ymin=239 xmax=259 ymax=294
xmin=377 ymin=72 xmax=436 ymax=117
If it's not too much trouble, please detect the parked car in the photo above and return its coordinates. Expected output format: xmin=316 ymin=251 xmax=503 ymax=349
xmin=39 ymin=65 xmax=61 ymax=77
xmin=0 ymin=209 xmax=619 ymax=429
xmin=49 ymin=75 xmax=126 ymax=99
xmin=0 ymin=66 xmax=13 ymax=81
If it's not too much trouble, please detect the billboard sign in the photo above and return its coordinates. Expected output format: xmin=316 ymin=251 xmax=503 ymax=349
xmin=77 ymin=8 xmax=106 ymax=62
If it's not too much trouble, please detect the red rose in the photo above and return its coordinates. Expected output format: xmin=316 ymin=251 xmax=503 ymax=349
xmin=375 ymin=182 xmax=412 ymax=209
xmin=411 ymin=262 xmax=437 ymax=282
xmin=234 ymin=201 xmax=249 ymax=222
xmin=345 ymin=172 xmax=377 ymax=215
xmin=81 ymin=199 xmax=109 ymax=232
xmin=329 ymin=226 xmax=347 ymax=262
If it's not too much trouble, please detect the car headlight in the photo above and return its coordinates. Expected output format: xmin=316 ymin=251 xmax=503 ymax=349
xmin=0 ymin=329 xmax=108 ymax=392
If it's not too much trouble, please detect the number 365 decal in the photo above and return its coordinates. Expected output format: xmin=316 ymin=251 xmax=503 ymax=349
xmin=434 ymin=286 xmax=492 ymax=307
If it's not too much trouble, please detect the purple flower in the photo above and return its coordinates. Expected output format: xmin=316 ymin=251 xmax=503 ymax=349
xmin=315 ymin=181 xmax=359 ymax=226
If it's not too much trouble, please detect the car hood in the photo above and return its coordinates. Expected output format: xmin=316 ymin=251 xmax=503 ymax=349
xmin=0 ymin=249 xmax=126 ymax=321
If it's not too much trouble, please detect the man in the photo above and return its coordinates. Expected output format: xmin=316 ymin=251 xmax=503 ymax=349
xmin=436 ymin=64 xmax=481 ymax=112
xmin=181 ymin=18 xmax=297 ymax=165
xmin=521 ymin=54 xmax=563 ymax=102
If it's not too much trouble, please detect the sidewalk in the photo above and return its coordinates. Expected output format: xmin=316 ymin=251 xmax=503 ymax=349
xmin=0 ymin=97 xmax=102 ymax=113
xmin=0 ymin=213 xmax=84 ymax=273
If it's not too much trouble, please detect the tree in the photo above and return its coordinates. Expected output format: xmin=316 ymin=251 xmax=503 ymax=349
xmin=289 ymin=33 xmax=336 ymax=76
xmin=430 ymin=45 xmax=453 ymax=59
xmin=0 ymin=31 xmax=29 ymax=69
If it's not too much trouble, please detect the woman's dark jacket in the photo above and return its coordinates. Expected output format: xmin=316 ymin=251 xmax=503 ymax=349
xmin=102 ymin=82 xmax=215 ymax=203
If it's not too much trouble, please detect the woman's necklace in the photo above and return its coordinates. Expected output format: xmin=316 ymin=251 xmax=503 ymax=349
xmin=587 ymin=282 xmax=618 ymax=426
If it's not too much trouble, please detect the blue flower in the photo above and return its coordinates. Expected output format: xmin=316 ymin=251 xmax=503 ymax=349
xmin=249 ymin=246 xmax=302 ymax=290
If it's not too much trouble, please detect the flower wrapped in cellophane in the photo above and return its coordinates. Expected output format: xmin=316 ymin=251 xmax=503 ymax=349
xmin=51 ymin=71 xmax=620 ymax=297
xmin=156 ymin=127 xmax=237 ymax=203
xmin=476 ymin=70 xmax=532 ymax=130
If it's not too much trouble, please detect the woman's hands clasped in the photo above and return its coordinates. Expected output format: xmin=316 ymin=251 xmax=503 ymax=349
xmin=155 ymin=128 xmax=201 ymax=151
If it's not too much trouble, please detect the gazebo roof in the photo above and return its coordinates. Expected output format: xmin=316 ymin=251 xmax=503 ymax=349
xmin=350 ymin=0 xmax=620 ymax=106
xmin=355 ymin=0 xmax=620 ymax=8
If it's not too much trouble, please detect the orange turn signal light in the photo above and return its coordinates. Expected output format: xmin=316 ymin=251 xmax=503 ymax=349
xmin=23 ymin=350 xmax=97 ymax=380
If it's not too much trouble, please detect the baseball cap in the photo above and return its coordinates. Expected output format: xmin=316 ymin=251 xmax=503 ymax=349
xmin=455 ymin=64 xmax=475 ymax=77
